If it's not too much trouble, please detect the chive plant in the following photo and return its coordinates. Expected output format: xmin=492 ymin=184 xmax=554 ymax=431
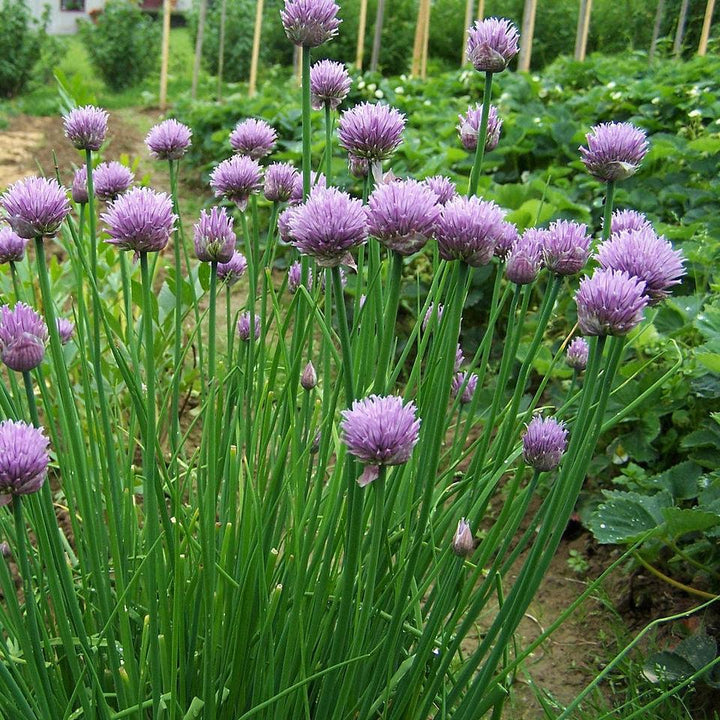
xmin=0 ymin=5 xmax=689 ymax=720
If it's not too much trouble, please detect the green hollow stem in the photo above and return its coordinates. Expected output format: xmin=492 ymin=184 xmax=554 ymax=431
xmin=324 ymin=103 xmax=333 ymax=183
xmin=139 ymin=252 xmax=162 ymax=716
xmin=467 ymin=71 xmax=494 ymax=197
xmin=169 ymin=160 xmax=183 ymax=462
xmin=301 ymin=46 xmax=312 ymax=198
xmin=9 ymin=261 xmax=23 ymax=302
xmin=602 ymin=180 xmax=616 ymax=242
xmin=373 ymin=251 xmax=403 ymax=394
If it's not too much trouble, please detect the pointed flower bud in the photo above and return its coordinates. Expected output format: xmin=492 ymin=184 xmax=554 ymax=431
xmin=301 ymin=362 xmax=317 ymax=390
xmin=452 ymin=518 xmax=475 ymax=557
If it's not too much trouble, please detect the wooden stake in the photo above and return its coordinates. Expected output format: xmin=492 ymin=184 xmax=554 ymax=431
xmin=370 ymin=0 xmax=385 ymax=72
xmin=217 ymin=0 xmax=227 ymax=100
xmin=421 ymin=0 xmax=431 ymax=79
xmin=517 ymin=0 xmax=537 ymax=72
xmin=476 ymin=0 xmax=485 ymax=20
xmin=698 ymin=0 xmax=716 ymax=55
xmin=159 ymin=0 xmax=171 ymax=111
xmin=578 ymin=0 xmax=593 ymax=61
xmin=649 ymin=0 xmax=665 ymax=62
xmin=356 ymin=0 xmax=368 ymax=69
xmin=574 ymin=0 xmax=587 ymax=60
xmin=191 ymin=0 xmax=207 ymax=99
xmin=411 ymin=0 xmax=429 ymax=77
xmin=673 ymin=0 xmax=690 ymax=57
xmin=248 ymin=0 xmax=264 ymax=97
xmin=461 ymin=0 xmax=473 ymax=66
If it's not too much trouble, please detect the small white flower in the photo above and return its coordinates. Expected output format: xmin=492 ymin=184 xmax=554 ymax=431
xmin=611 ymin=91 xmax=622 ymax=100
xmin=374 ymin=89 xmax=384 ymax=99
xmin=532 ymin=74 xmax=540 ymax=82
xmin=357 ymin=80 xmax=365 ymax=90
xmin=606 ymin=81 xmax=616 ymax=89
xmin=688 ymin=86 xmax=701 ymax=97
xmin=533 ymin=117 xmax=541 ymax=125
xmin=539 ymin=88 xmax=548 ymax=98
xmin=394 ymin=86 xmax=404 ymax=94
xmin=367 ymin=83 xmax=377 ymax=92
xmin=688 ymin=109 xmax=702 ymax=118
xmin=651 ymin=97 xmax=661 ymax=105
xmin=424 ymin=100 xmax=431 ymax=106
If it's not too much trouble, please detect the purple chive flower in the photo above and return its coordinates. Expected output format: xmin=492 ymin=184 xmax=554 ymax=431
xmin=457 ymin=104 xmax=502 ymax=152
xmin=367 ymin=179 xmax=441 ymax=256
xmin=310 ymin=59 xmax=351 ymax=110
xmin=0 ymin=227 xmax=27 ymax=264
xmin=230 ymin=118 xmax=277 ymax=160
xmin=466 ymin=17 xmax=520 ymax=73
xmin=277 ymin=206 xmax=299 ymax=244
xmin=56 ymin=318 xmax=74 ymax=345
xmin=102 ymin=187 xmax=176 ymax=255
xmin=522 ymin=416 xmax=568 ymax=472
xmin=348 ymin=154 xmax=370 ymax=178
xmin=543 ymin=220 xmax=591 ymax=276
xmin=609 ymin=209 xmax=652 ymax=235
xmin=264 ymin=163 xmax=300 ymax=203
xmin=289 ymin=186 xmax=367 ymax=267
xmin=290 ymin=171 xmax=327 ymax=205
xmin=338 ymin=102 xmax=406 ymax=162
xmin=422 ymin=302 xmax=444 ymax=332
xmin=0 ymin=420 xmax=50 ymax=506
xmin=506 ymin=228 xmax=547 ymax=284
xmin=452 ymin=518 xmax=476 ymax=557
xmin=494 ymin=220 xmax=519 ymax=260
xmin=93 ymin=161 xmax=134 ymax=202
xmin=435 ymin=196 xmax=504 ymax=267
xmin=194 ymin=206 xmax=236 ymax=263
xmin=576 ymin=269 xmax=648 ymax=336
xmin=451 ymin=371 xmax=478 ymax=404
xmin=340 ymin=394 xmax=421 ymax=487
xmin=579 ymin=122 xmax=649 ymax=183
xmin=0 ymin=176 xmax=70 ymax=239
xmin=237 ymin=312 xmax=260 ymax=341
xmin=287 ymin=260 xmax=313 ymax=293
xmin=566 ymin=337 xmax=589 ymax=371
xmin=62 ymin=105 xmax=109 ymax=152
xmin=423 ymin=175 xmax=457 ymax=205
xmin=281 ymin=0 xmax=341 ymax=47
xmin=0 ymin=303 xmax=48 ymax=372
xmin=455 ymin=344 xmax=465 ymax=371
xmin=595 ymin=227 xmax=685 ymax=304
xmin=145 ymin=119 xmax=192 ymax=160
xmin=301 ymin=361 xmax=317 ymax=390
xmin=217 ymin=251 xmax=248 ymax=285
xmin=71 ymin=166 xmax=88 ymax=205
xmin=210 ymin=155 xmax=263 ymax=211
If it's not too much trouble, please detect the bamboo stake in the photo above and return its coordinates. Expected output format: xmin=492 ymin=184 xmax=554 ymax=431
xmin=191 ymin=0 xmax=207 ymax=99
xmin=159 ymin=0 xmax=171 ymax=111
xmin=698 ymin=0 xmax=716 ymax=55
xmin=517 ymin=0 xmax=537 ymax=72
xmin=411 ymin=0 xmax=429 ymax=77
xmin=217 ymin=0 xmax=227 ymax=100
xmin=476 ymin=0 xmax=485 ymax=20
xmin=649 ymin=0 xmax=665 ymax=62
xmin=574 ymin=0 xmax=587 ymax=60
xmin=578 ymin=0 xmax=593 ymax=61
xmin=421 ymin=0 xmax=431 ymax=79
xmin=461 ymin=0 xmax=474 ymax=66
xmin=673 ymin=0 xmax=690 ymax=57
xmin=356 ymin=0 xmax=369 ymax=69
xmin=249 ymin=0 xmax=264 ymax=97
xmin=370 ymin=0 xmax=385 ymax=72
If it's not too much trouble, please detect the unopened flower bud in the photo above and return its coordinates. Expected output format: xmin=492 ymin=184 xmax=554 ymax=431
xmin=452 ymin=518 xmax=475 ymax=557
xmin=301 ymin=362 xmax=317 ymax=390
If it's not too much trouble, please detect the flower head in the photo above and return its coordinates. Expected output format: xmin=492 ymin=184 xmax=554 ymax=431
xmin=281 ymin=0 xmax=341 ymax=47
xmin=466 ymin=17 xmax=520 ymax=73
xmin=341 ymin=394 xmax=421 ymax=487
xmin=289 ymin=186 xmax=367 ymax=267
xmin=423 ymin=175 xmax=457 ymax=205
xmin=452 ymin=518 xmax=475 ymax=557
xmin=580 ymin=122 xmax=648 ymax=183
xmin=210 ymin=155 xmax=263 ymax=211
xmin=367 ymin=179 xmax=440 ymax=256
xmin=451 ymin=371 xmax=478 ymax=404
xmin=230 ymin=118 xmax=277 ymax=160
xmin=506 ymin=228 xmax=546 ymax=284
xmin=457 ymin=104 xmax=502 ymax=152
xmin=609 ymin=209 xmax=652 ymax=235
xmin=290 ymin=171 xmax=326 ymax=204
xmin=237 ymin=312 xmax=260 ymax=341
xmin=522 ymin=416 xmax=568 ymax=472
xmin=93 ymin=161 xmax=134 ymax=202
xmin=56 ymin=318 xmax=74 ymax=345
xmin=575 ymin=269 xmax=647 ymax=336
xmin=435 ymin=196 xmax=504 ymax=267
xmin=287 ymin=260 xmax=313 ymax=293
xmin=217 ymin=251 xmax=248 ymax=285
xmin=264 ymin=163 xmax=300 ymax=203
xmin=348 ymin=154 xmax=370 ymax=178
xmin=0 ymin=420 xmax=50 ymax=506
xmin=543 ymin=220 xmax=591 ymax=276
xmin=63 ymin=105 xmax=109 ymax=151
xmin=1 ymin=176 xmax=70 ymax=239
xmin=0 ymin=227 xmax=27 ymax=264
xmin=277 ymin=206 xmax=299 ymax=244
xmin=310 ymin=59 xmax=351 ymax=110
xmin=494 ymin=220 xmax=519 ymax=260
xmin=145 ymin=119 xmax=192 ymax=160
xmin=0 ymin=303 xmax=48 ymax=372
xmin=422 ymin=302 xmax=444 ymax=332
xmin=194 ymin=206 xmax=236 ymax=263
xmin=595 ymin=227 xmax=685 ymax=304
xmin=338 ymin=102 xmax=406 ymax=162
xmin=71 ymin=166 xmax=88 ymax=204
xmin=102 ymin=187 xmax=176 ymax=255
xmin=566 ymin=337 xmax=589 ymax=371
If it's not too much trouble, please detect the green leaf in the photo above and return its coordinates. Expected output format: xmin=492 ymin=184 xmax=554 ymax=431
xmin=588 ymin=490 xmax=672 ymax=544
xmin=660 ymin=507 xmax=720 ymax=538
xmin=696 ymin=352 xmax=720 ymax=373
xmin=645 ymin=461 xmax=703 ymax=500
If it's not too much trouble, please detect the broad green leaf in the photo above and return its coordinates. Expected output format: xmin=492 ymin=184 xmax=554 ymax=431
xmin=645 ymin=461 xmax=703 ymax=500
xmin=660 ymin=507 xmax=720 ymax=538
xmin=696 ymin=352 xmax=720 ymax=373
xmin=588 ymin=490 xmax=672 ymax=544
